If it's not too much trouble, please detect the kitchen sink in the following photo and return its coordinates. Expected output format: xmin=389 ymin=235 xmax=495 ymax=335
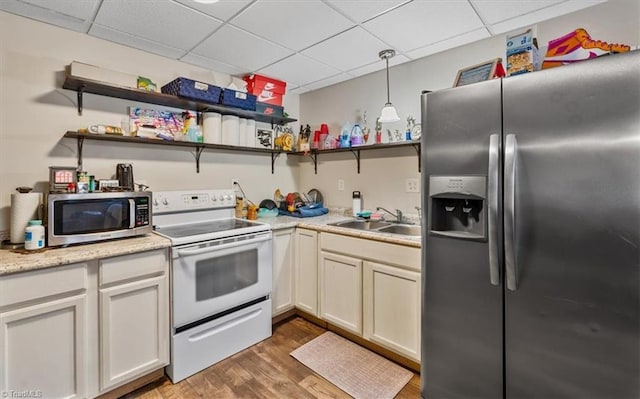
xmin=328 ymin=219 xmax=420 ymax=237
xmin=377 ymin=224 xmax=422 ymax=237
xmin=328 ymin=219 xmax=392 ymax=230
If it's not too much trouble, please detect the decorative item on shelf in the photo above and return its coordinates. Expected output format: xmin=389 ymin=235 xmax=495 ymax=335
xmin=454 ymin=58 xmax=505 ymax=87
xmin=274 ymin=125 xmax=294 ymax=151
xmin=375 ymin=117 xmax=382 ymax=144
xmin=405 ymin=115 xmax=415 ymax=141
xmin=137 ymin=76 xmax=157 ymax=92
xmin=362 ymin=110 xmax=371 ymax=144
xmin=378 ymin=49 xmax=401 ymax=123
xmin=256 ymin=128 xmax=274 ymax=149
xmin=299 ymin=124 xmax=311 ymax=152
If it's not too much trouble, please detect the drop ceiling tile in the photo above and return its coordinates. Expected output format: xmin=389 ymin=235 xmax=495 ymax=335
xmin=191 ymin=24 xmax=293 ymax=72
xmin=257 ymin=54 xmax=341 ymax=87
xmin=173 ymin=0 xmax=253 ymax=21
xmin=180 ymin=53 xmax=247 ymax=76
xmin=93 ymin=0 xmax=222 ymax=50
xmin=301 ymin=27 xmax=390 ymax=72
xmin=363 ymin=0 xmax=484 ymax=52
xmin=470 ymin=0 xmax=565 ymax=25
xmin=230 ymin=0 xmax=355 ymax=51
xmin=304 ymin=73 xmax=355 ymax=91
xmin=324 ymin=0 xmax=410 ymax=23
xmin=89 ymin=24 xmax=187 ymax=59
xmin=489 ymin=0 xmax=607 ymax=34
xmin=0 ymin=0 xmax=98 ymax=31
xmin=346 ymin=54 xmax=410 ymax=78
xmin=406 ymin=28 xmax=491 ymax=59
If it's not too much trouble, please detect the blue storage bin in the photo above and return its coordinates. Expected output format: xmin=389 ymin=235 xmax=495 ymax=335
xmin=221 ymin=89 xmax=257 ymax=111
xmin=161 ymin=77 xmax=222 ymax=105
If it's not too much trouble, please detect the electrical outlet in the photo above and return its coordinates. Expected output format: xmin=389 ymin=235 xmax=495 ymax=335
xmin=405 ymin=178 xmax=420 ymax=193
xmin=338 ymin=179 xmax=345 ymax=191
xmin=231 ymin=178 xmax=239 ymax=187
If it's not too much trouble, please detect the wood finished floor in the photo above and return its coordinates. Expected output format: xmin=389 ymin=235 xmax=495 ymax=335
xmin=124 ymin=317 xmax=420 ymax=398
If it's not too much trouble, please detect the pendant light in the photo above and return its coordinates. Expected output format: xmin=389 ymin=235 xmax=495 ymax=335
xmin=378 ymin=49 xmax=400 ymax=123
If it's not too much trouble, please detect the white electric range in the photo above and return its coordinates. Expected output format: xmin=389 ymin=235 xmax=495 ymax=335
xmin=153 ymin=189 xmax=272 ymax=383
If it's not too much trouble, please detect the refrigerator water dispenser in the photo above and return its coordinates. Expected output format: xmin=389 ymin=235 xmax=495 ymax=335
xmin=429 ymin=175 xmax=486 ymax=240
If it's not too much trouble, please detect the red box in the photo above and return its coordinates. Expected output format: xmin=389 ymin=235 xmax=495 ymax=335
xmin=244 ymin=74 xmax=287 ymax=106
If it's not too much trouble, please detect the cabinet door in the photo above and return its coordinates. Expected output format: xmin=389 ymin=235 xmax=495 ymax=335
xmin=272 ymin=228 xmax=295 ymax=316
xmin=320 ymin=251 xmax=363 ymax=335
xmin=0 ymin=294 xmax=87 ymax=399
xmin=99 ymin=274 xmax=169 ymax=392
xmin=363 ymin=261 xmax=421 ymax=361
xmin=294 ymin=229 xmax=318 ymax=316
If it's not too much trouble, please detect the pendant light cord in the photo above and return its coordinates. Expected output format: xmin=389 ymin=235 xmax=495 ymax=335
xmin=385 ymin=56 xmax=391 ymax=105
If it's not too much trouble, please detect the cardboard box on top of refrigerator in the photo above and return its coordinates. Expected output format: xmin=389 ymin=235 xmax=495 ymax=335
xmin=243 ymin=74 xmax=287 ymax=106
xmin=505 ymin=28 xmax=541 ymax=77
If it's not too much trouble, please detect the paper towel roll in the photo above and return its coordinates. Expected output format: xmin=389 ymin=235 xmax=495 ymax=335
xmin=245 ymin=120 xmax=256 ymax=147
xmin=221 ymin=115 xmax=240 ymax=146
xmin=10 ymin=192 xmax=42 ymax=244
xmin=202 ymin=112 xmax=222 ymax=144
xmin=238 ymin=118 xmax=247 ymax=147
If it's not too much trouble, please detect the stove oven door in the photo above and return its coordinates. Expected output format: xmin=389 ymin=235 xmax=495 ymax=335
xmin=171 ymin=231 xmax=272 ymax=328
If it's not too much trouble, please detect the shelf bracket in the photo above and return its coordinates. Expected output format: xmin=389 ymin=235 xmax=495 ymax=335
xmin=271 ymin=151 xmax=282 ymax=174
xmin=76 ymin=136 xmax=85 ymax=171
xmin=192 ymin=146 xmax=204 ymax=173
xmin=412 ymin=143 xmax=421 ymax=173
xmin=349 ymin=149 xmax=362 ymax=174
xmin=304 ymin=152 xmax=318 ymax=174
xmin=77 ymin=84 xmax=85 ymax=115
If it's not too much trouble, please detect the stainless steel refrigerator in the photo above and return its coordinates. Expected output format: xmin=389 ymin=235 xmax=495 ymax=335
xmin=420 ymin=50 xmax=639 ymax=399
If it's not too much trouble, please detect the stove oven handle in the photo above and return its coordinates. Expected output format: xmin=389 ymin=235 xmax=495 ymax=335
xmin=175 ymin=234 xmax=271 ymax=257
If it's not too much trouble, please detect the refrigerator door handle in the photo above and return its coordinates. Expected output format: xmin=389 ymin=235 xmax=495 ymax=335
xmin=488 ymin=134 xmax=500 ymax=286
xmin=505 ymin=134 xmax=518 ymax=291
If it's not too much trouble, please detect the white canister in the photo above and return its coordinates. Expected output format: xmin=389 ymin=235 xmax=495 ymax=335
xmin=238 ymin=118 xmax=248 ymax=146
xmin=24 ymin=220 xmax=45 ymax=250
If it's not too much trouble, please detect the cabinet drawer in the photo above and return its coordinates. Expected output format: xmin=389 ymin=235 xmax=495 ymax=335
xmin=0 ymin=263 xmax=88 ymax=308
xmin=100 ymin=249 xmax=167 ymax=286
xmin=320 ymin=233 xmax=420 ymax=271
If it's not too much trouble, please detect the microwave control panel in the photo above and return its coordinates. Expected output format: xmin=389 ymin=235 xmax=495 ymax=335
xmin=135 ymin=197 xmax=150 ymax=226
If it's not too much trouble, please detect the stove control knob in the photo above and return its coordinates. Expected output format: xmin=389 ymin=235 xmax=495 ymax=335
xmin=162 ymin=198 xmax=169 ymax=205
xmin=219 ymin=195 xmax=224 ymax=201
xmin=224 ymin=194 xmax=232 ymax=201
xmin=212 ymin=196 xmax=217 ymax=202
xmin=153 ymin=199 xmax=158 ymax=206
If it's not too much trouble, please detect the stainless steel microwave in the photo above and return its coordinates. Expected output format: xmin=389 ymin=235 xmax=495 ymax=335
xmin=46 ymin=191 xmax=152 ymax=246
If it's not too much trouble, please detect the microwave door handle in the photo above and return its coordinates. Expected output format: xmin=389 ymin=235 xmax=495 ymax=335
xmin=175 ymin=234 xmax=271 ymax=257
xmin=128 ymin=199 xmax=136 ymax=229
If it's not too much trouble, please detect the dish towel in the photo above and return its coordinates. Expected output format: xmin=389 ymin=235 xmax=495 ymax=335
xmin=278 ymin=206 xmax=329 ymax=218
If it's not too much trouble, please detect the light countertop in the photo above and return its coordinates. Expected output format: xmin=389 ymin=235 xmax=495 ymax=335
xmin=0 ymin=213 xmax=421 ymax=277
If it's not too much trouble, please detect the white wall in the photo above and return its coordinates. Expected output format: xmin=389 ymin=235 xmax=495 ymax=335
xmin=0 ymin=11 xmax=301 ymax=235
xmin=298 ymin=0 xmax=639 ymax=214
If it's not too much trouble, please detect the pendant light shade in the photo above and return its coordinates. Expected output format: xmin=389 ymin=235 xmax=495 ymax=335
xmin=378 ymin=49 xmax=400 ymax=123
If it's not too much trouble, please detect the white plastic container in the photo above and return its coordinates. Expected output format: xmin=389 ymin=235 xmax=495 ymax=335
xmin=24 ymin=220 xmax=45 ymax=250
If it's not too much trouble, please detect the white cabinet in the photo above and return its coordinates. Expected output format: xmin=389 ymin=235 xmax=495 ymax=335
xmin=318 ymin=232 xmax=421 ymax=361
xmin=272 ymin=228 xmax=295 ymax=316
xmin=294 ymin=228 xmax=318 ymax=316
xmin=0 ymin=248 xmax=170 ymax=399
xmin=98 ymin=249 xmax=169 ymax=393
xmin=0 ymin=263 xmax=89 ymax=399
xmin=363 ymin=261 xmax=421 ymax=361
xmin=319 ymin=251 xmax=362 ymax=335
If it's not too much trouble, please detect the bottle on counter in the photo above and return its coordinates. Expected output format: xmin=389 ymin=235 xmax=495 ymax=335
xmin=352 ymin=191 xmax=362 ymax=217
xmin=24 ymin=220 xmax=45 ymax=250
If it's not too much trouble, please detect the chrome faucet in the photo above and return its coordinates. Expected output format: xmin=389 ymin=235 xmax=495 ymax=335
xmin=376 ymin=207 xmax=406 ymax=224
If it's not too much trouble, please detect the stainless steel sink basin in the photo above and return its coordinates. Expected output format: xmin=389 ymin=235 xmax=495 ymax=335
xmin=377 ymin=224 xmax=422 ymax=237
xmin=328 ymin=219 xmax=421 ymax=237
xmin=328 ymin=219 xmax=392 ymax=230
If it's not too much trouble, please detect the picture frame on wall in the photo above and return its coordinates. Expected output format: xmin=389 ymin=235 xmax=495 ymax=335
xmin=256 ymin=129 xmax=274 ymax=149
xmin=453 ymin=58 xmax=505 ymax=87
